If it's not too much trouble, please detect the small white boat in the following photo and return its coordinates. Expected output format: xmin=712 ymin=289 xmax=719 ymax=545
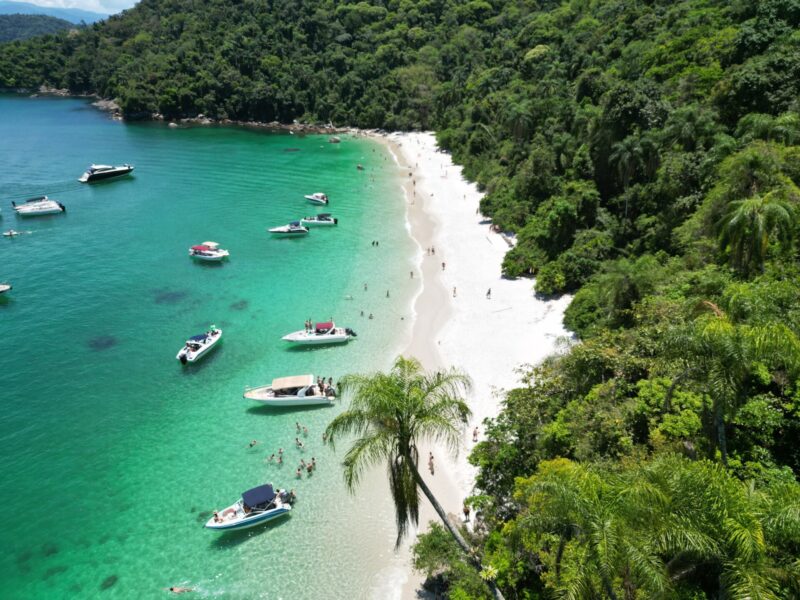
xmin=189 ymin=241 xmax=229 ymax=261
xmin=3 ymin=229 xmax=20 ymax=237
xmin=244 ymin=374 xmax=335 ymax=407
xmin=269 ymin=221 xmax=309 ymax=237
xmin=328 ymin=137 xmax=341 ymax=144
xmin=176 ymin=326 xmax=222 ymax=364
xmin=282 ymin=321 xmax=356 ymax=345
xmin=300 ymin=213 xmax=337 ymax=227
xmin=304 ymin=192 xmax=329 ymax=205
xmin=12 ymin=196 xmax=65 ymax=216
xmin=205 ymin=484 xmax=294 ymax=531
xmin=0 ymin=283 xmax=11 ymax=294
xmin=78 ymin=164 xmax=134 ymax=183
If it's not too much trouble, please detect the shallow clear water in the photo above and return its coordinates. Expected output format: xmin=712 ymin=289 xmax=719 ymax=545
xmin=0 ymin=95 xmax=416 ymax=598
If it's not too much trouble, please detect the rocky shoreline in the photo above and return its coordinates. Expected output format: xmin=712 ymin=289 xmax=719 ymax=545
xmin=3 ymin=85 xmax=353 ymax=134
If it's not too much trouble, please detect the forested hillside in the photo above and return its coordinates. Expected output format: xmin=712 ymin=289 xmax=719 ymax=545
xmin=3 ymin=0 xmax=800 ymax=597
xmin=0 ymin=14 xmax=72 ymax=42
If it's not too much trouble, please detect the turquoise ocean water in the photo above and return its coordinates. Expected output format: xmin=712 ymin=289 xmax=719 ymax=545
xmin=0 ymin=95 xmax=417 ymax=598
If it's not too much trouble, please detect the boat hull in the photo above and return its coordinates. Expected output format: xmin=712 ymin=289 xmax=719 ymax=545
xmin=79 ymin=166 xmax=134 ymax=183
xmin=205 ymin=505 xmax=291 ymax=531
xmin=282 ymin=330 xmax=352 ymax=345
xmin=244 ymin=387 xmax=334 ymax=407
xmin=176 ymin=330 xmax=222 ymax=363
xmin=269 ymin=230 xmax=308 ymax=237
xmin=14 ymin=206 xmax=64 ymax=216
xmin=190 ymin=252 xmax=229 ymax=261
xmin=299 ymin=219 xmax=337 ymax=227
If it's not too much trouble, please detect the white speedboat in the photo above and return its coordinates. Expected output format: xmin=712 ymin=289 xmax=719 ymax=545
xmin=0 ymin=283 xmax=11 ymax=294
xmin=78 ymin=164 xmax=134 ymax=183
xmin=205 ymin=484 xmax=294 ymax=531
xmin=269 ymin=221 xmax=309 ymax=237
xmin=304 ymin=192 xmax=329 ymax=205
xmin=176 ymin=327 xmax=222 ymax=364
xmin=3 ymin=229 xmax=20 ymax=237
xmin=244 ymin=374 xmax=335 ymax=407
xmin=189 ymin=241 xmax=229 ymax=261
xmin=282 ymin=321 xmax=356 ymax=345
xmin=300 ymin=213 xmax=337 ymax=227
xmin=12 ymin=196 xmax=65 ymax=216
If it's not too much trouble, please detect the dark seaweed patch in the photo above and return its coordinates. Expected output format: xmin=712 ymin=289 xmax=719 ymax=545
xmin=154 ymin=290 xmax=188 ymax=304
xmin=43 ymin=565 xmax=68 ymax=580
xmin=41 ymin=543 xmax=59 ymax=557
xmin=100 ymin=575 xmax=118 ymax=590
xmin=87 ymin=335 xmax=118 ymax=351
xmin=197 ymin=510 xmax=212 ymax=522
xmin=283 ymin=148 xmax=301 ymax=152
xmin=230 ymin=300 xmax=248 ymax=311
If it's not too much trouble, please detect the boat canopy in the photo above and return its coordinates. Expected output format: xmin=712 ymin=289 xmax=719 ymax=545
xmin=191 ymin=245 xmax=211 ymax=251
xmin=318 ymin=213 xmax=331 ymax=218
xmin=315 ymin=322 xmax=333 ymax=333
xmin=188 ymin=333 xmax=208 ymax=342
xmin=290 ymin=221 xmax=301 ymax=227
xmin=201 ymin=241 xmax=219 ymax=249
xmin=272 ymin=374 xmax=314 ymax=390
xmin=242 ymin=484 xmax=275 ymax=509
xmin=24 ymin=195 xmax=48 ymax=203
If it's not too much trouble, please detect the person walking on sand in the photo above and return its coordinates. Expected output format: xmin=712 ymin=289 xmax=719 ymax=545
xmin=442 ymin=262 xmax=446 ymax=271
xmin=473 ymin=427 xmax=479 ymax=442
xmin=463 ymin=503 xmax=471 ymax=522
xmin=428 ymin=452 xmax=435 ymax=475
xmin=453 ymin=287 xmax=457 ymax=298
xmin=410 ymin=271 xmax=413 ymax=279
xmin=486 ymin=288 xmax=491 ymax=299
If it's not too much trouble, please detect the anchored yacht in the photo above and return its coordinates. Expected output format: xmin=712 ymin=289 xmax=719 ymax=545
xmin=176 ymin=326 xmax=222 ymax=364
xmin=205 ymin=484 xmax=294 ymax=531
xmin=78 ymin=164 xmax=134 ymax=183
xmin=244 ymin=374 xmax=336 ymax=407
xmin=282 ymin=321 xmax=356 ymax=345
xmin=304 ymin=192 xmax=329 ymax=205
xmin=12 ymin=196 xmax=65 ymax=216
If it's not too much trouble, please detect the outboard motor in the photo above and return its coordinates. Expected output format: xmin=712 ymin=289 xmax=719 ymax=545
xmin=345 ymin=328 xmax=357 ymax=337
xmin=179 ymin=353 xmax=188 ymax=365
xmin=333 ymin=218 xmax=338 ymax=225
xmin=11 ymin=201 xmax=15 ymax=207
xmin=58 ymin=202 xmax=66 ymax=212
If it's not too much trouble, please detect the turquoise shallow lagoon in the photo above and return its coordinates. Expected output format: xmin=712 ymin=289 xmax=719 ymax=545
xmin=0 ymin=95 xmax=416 ymax=598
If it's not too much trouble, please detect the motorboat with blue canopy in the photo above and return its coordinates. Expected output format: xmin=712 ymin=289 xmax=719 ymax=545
xmin=176 ymin=326 xmax=222 ymax=364
xmin=205 ymin=484 xmax=294 ymax=531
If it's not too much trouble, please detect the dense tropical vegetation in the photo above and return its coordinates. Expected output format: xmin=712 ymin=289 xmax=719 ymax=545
xmin=0 ymin=14 xmax=72 ymax=43
xmin=3 ymin=0 xmax=800 ymax=596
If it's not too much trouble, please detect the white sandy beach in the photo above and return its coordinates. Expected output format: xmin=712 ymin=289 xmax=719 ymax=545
xmin=369 ymin=131 xmax=573 ymax=598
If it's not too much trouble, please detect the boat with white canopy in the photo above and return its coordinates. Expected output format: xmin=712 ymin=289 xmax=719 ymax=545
xmin=244 ymin=374 xmax=335 ymax=407
xmin=205 ymin=484 xmax=294 ymax=531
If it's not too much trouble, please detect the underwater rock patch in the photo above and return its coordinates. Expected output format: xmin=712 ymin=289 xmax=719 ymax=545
xmin=87 ymin=335 xmax=118 ymax=351
xmin=154 ymin=290 xmax=188 ymax=304
xmin=230 ymin=300 xmax=248 ymax=311
xmin=100 ymin=575 xmax=118 ymax=590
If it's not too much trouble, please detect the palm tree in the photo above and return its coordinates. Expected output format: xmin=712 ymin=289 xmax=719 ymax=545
xmin=324 ymin=356 xmax=505 ymax=599
xmin=717 ymin=192 xmax=795 ymax=276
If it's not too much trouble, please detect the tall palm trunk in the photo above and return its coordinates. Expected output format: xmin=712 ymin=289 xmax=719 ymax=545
xmin=411 ymin=466 xmax=506 ymax=600
xmin=713 ymin=399 xmax=728 ymax=466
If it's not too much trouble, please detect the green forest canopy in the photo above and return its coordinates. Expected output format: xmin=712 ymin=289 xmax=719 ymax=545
xmin=0 ymin=13 xmax=72 ymax=43
xmin=3 ymin=0 xmax=800 ymax=597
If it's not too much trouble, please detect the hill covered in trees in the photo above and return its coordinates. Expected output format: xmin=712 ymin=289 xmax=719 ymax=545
xmin=0 ymin=13 xmax=72 ymax=42
xmin=3 ymin=0 xmax=800 ymax=597
xmin=0 ymin=1 xmax=106 ymax=24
